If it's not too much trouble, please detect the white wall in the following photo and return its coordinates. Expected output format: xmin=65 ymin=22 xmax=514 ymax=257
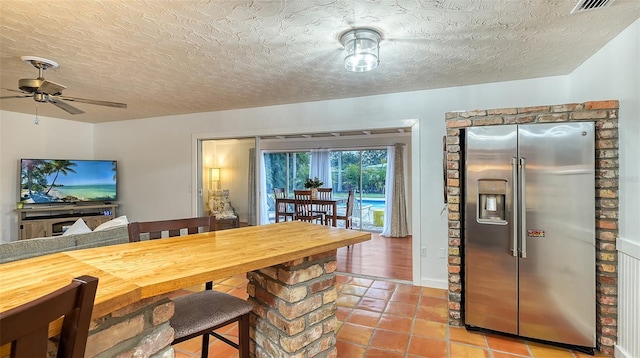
xmin=0 ymin=111 xmax=94 ymax=242
xmin=569 ymin=19 xmax=640 ymax=246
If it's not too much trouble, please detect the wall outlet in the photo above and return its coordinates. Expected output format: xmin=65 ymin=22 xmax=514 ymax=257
xmin=439 ymin=248 xmax=446 ymax=259
xmin=420 ymin=247 xmax=427 ymax=257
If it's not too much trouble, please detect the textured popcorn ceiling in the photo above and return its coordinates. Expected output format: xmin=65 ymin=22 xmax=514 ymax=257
xmin=0 ymin=0 xmax=638 ymax=123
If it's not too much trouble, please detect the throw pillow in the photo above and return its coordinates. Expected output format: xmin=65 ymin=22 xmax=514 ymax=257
xmin=93 ymin=215 xmax=129 ymax=231
xmin=62 ymin=218 xmax=92 ymax=236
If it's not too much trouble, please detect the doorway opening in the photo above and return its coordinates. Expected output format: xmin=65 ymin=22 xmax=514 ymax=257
xmin=197 ymin=126 xmax=415 ymax=283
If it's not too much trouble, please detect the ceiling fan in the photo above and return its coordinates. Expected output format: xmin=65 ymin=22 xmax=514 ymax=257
xmin=0 ymin=56 xmax=127 ymax=115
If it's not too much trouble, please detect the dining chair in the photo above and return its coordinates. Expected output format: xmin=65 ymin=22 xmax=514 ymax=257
xmin=0 ymin=275 xmax=99 ymax=358
xmin=327 ymin=189 xmax=355 ymax=229
xmin=293 ymin=190 xmax=323 ymax=224
xmin=273 ymin=187 xmax=295 ymax=222
xmin=127 ymin=216 xmax=251 ymax=358
xmin=315 ymin=187 xmax=334 ymax=225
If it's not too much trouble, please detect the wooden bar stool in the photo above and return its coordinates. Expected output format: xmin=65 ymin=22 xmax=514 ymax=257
xmin=0 ymin=275 xmax=99 ymax=358
xmin=128 ymin=216 xmax=251 ymax=358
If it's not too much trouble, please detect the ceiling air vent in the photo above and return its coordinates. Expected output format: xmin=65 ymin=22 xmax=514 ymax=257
xmin=570 ymin=0 xmax=617 ymax=14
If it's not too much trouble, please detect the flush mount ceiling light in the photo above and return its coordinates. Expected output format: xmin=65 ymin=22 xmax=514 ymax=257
xmin=340 ymin=28 xmax=382 ymax=72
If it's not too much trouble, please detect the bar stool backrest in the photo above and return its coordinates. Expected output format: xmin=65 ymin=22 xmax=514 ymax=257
xmin=0 ymin=275 xmax=99 ymax=358
xmin=128 ymin=216 xmax=215 ymax=242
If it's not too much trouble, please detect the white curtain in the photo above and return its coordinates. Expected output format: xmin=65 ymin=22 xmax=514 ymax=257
xmin=259 ymin=151 xmax=269 ymax=225
xmin=382 ymin=143 xmax=409 ymax=237
xmin=310 ymin=149 xmax=332 ymax=188
xmin=248 ymin=148 xmax=257 ymax=226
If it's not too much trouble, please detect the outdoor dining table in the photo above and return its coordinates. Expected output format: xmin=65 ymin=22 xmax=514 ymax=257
xmin=275 ymin=196 xmax=347 ymax=226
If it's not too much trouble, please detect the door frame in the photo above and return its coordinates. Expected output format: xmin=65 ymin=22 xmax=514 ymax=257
xmin=191 ymin=120 xmax=422 ymax=286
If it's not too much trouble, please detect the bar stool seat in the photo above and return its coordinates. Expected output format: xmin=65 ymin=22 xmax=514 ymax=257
xmin=171 ymin=290 xmax=253 ymax=343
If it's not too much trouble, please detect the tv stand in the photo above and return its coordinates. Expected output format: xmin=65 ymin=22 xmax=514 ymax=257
xmin=16 ymin=203 xmax=118 ymax=240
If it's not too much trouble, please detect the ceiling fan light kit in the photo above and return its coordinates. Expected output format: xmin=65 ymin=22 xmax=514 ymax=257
xmin=340 ymin=28 xmax=382 ymax=73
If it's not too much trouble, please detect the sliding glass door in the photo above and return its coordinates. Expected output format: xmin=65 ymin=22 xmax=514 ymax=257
xmin=263 ymin=148 xmax=387 ymax=231
xmin=331 ymin=149 xmax=387 ymax=231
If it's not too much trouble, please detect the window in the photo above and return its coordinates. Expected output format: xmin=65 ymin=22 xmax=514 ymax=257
xmin=263 ymin=148 xmax=387 ymax=232
xmin=263 ymin=151 xmax=311 ymax=217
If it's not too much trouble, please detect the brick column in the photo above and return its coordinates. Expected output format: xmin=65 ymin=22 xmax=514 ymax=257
xmin=44 ymin=295 xmax=175 ymax=357
xmin=247 ymin=250 xmax=338 ymax=358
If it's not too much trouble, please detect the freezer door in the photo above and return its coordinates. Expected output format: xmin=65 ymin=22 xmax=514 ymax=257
xmin=518 ymin=122 xmax=595 ymax=347
xmin=464 ymin=125 xmax=518 ymax=334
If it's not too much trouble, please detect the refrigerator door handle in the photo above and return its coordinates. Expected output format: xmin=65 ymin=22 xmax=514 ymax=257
xmin=511 ymin=157 xmax=518 ymax=256
xmin=519 ymin=157 xmax=527 ymax=259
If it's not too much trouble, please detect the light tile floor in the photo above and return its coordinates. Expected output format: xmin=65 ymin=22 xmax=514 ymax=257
xmin=173 ymin=274 xmax=606 ymax=358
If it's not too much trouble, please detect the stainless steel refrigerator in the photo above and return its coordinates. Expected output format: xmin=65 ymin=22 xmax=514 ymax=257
xmin=464 ymin=122 xmax=595 ymax=349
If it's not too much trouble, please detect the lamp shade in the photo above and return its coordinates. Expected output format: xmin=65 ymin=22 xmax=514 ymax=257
xmin=340 ymin=28 xmax=382 ymax=72
xmin=209 ymin=168 xmax=220 ymax=181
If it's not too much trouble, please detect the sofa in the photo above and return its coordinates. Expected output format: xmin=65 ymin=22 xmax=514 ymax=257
xmin=0 ymin=225 xmax=129 ymax=264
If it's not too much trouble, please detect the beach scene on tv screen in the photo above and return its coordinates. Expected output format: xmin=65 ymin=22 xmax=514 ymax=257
xmin=20 ymin=159 xmax=117 ymax=203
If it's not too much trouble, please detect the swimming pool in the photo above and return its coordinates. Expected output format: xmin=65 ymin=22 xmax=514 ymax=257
xmin=332 ymin=197 xmax=385 ymax=210
xmin=357 ymin=199 xmax=385 ymax=210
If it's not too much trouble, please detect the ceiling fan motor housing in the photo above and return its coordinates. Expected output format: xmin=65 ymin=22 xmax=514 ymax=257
xmin=18 ymin=78 xmax=44 ymax=93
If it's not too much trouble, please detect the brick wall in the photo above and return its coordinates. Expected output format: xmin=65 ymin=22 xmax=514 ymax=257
xmin=444 ymin=100 xmax=619 ymax=355
xmin=86 ymin=295 xmax=174 ymax=357
xmin=248 ymin=250 xmax=339 ymax=358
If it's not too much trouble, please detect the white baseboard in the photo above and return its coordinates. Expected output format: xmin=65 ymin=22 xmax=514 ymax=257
xmin=615 ymin=345 xmax=631 ymax=358
xmin=617 ymin=237 xmax=640 ymax=259
xmin=421 ymin=278 xmax=448 ymax=290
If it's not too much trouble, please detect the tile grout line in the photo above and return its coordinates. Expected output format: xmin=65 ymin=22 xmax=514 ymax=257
xmin=405 ymin=285 xmax=423 ymax=358
xmin=337 ymin=271 xmax=413 ymax=285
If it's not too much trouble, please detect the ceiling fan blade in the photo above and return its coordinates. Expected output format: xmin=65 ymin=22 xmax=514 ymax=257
xmin=3 ymin=88 xmax=28 ymax=94
xmin=57 ymin=96 xmax=127 ymax=109
xmin=38 ymin=80 xmax=66 ymax=95
xmin=47 ymin=97 xmax=85 ymax=115
xmin=0 ymin=95 xmax=32 ymax=99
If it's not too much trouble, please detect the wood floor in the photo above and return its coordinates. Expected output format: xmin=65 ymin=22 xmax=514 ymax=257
xmin=337 ymin=232 xmax=412 ymax=282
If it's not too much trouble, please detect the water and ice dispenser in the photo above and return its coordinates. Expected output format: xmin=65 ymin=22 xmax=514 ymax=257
xmin=477 ymin=179 xmax=507 ymax=223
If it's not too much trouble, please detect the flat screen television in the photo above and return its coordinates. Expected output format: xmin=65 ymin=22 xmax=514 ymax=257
xmin=19 ymin=159 xmax=117 ymax=204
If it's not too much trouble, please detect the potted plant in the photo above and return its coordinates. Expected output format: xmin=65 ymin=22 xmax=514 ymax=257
xmin=304 ymin=177 xmax=323 ymax=199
